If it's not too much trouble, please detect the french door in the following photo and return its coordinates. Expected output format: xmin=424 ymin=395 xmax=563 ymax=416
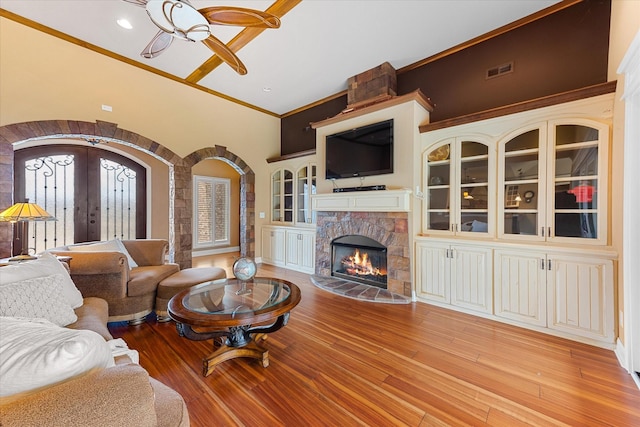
xmin=13 ymin=145 xmax=146 ymax=254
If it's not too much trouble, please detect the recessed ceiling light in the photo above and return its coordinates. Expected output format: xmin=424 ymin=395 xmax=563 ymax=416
xmin=117 ymin=18 xmax=133 ymax=30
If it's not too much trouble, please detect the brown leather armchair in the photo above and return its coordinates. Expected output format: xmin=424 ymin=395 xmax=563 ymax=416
xmin=50 ymin=239 xmax=179 ymax=324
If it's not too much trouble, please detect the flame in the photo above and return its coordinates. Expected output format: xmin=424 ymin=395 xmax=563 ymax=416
xmin=341 ymin=249 xmax=386 ymax=277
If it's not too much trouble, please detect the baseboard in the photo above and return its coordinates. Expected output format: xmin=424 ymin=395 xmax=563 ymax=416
xmin=615 ymin=338 xmax=628 ymax=370
xmin=192 ymin=246 xmax=240 ymax=257
xmin=633 ymin=372 xmax=640 ymax=390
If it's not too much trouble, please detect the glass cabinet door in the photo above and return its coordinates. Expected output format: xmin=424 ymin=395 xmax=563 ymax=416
xmin=271 ymin=168 xmax=294 ymax=223
xmin=296 ymin=164 xmax=317 ymax=224
xmin=497 ymin=120 xmax=607 ymax=244
xmin=551 ymin=124 xmax=600 ymax=240
xmin=425 ymin=139 xmax=491 ymax=234
xmin=500 ymin=129 xmax=542 ymax=238
xmin=283 ymin=169 xmax=293 ymax=223
xmin=458 ymin=141 xmax=489 ymax=233
xmin=425 ymin=143 xmax=451 ymax=231
xmin=271 ymin=170 xmax=281 ymax=222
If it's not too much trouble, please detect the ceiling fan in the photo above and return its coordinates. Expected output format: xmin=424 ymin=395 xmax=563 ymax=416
xmin=123 ymin=0 xmax=281 ymax=75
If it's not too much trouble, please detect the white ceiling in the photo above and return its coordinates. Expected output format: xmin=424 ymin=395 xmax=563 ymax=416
xmin=0 ymin=0 xmax=560 ymax=116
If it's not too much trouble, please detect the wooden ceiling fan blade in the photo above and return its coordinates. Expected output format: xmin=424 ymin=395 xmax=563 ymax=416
xmin=202 ymin=35 xmax=247 ymax=75
xmin=199 ymin=6 xmax=281 ymax=28
xmin=122 ymin=0 xmax=147 ymax=7
xmin=141 ymin=31 xmax=174 ymax=58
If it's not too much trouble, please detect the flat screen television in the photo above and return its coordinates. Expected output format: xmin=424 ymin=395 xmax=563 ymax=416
xmin=325 ymin=119 xmax=393 ymax=180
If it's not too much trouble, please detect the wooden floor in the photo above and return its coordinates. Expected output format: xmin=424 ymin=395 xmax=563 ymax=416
xmin=109 ymin=255 xmax=640 ymax=426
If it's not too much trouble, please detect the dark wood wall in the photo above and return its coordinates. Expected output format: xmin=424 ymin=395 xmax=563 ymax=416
xmin=280 ymin=0 xmax=611 ymax=156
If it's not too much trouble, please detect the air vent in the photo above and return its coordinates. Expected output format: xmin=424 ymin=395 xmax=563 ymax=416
xmin=486 ymin=62 xmax=513 ymax=79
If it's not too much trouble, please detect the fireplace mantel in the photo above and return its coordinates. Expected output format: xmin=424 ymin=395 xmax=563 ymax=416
xmin=312 ymin=189 xmax=411 ymax=212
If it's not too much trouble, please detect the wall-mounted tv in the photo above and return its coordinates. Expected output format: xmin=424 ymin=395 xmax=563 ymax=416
xmin=325 ymin=119 xmax=394 ymax=180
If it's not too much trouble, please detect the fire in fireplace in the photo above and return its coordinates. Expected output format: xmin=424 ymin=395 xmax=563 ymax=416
xmin=331 ymin=235 xmax=387 ymax=289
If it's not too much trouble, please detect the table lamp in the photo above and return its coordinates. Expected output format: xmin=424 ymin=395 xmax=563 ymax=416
xmin=0 ymin=200 xmax=57 ymax=261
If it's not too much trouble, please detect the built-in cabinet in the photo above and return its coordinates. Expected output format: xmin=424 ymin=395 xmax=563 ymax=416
xmin=494 ymin=249 xmax=547 ymax=327
xmin=271 ymin=163 xmax=316 ymax=225
xmin=494 ymin=248 xmax=614 ymax=342
xmin=497 ymin=120 xmax=608 ymax=245
xmin=262 ymin=226 xmax=285 ymax=266
xmin=262 ymin=225 xmax=315 ymax=274
xmin=271 ymin=169 xmax=293 ymax=223
xmin=416 ymin=241 xmax=492 ymax=313
xmin=285 ymin=228 xmax=316 ymax=272
xmin=296 ymin=165 xmax=317 ymax=225
xmin=545 ymin=253 xmax=614 ymax=341
xmin=416 ymin=93 xmax=617 ymax=347
xmin=264 ymin=160 xmax=317 ymax=274
xmin=425 ymin=137 xmax=494 ymax=235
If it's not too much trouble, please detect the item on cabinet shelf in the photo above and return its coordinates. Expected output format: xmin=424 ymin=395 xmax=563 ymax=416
xmin=524 ymin=190 xmax=535 ymax=203
xmin=430 ymin=176 xmax=443 ymax=185
xmin=332 ymin=185 xmax=386 ymax=193
xmin=427 ymin=145 xmax=450 ymax=161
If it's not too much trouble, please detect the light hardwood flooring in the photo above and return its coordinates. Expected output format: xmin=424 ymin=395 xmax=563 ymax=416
xmin=109 ymin=255 xmax=640 ymax=426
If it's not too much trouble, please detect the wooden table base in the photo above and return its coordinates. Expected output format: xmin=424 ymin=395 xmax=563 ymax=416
xmin=175 ymin=313 xmax=292 ymax=376
xmin=204 ymin=338 xmax=269 ymax=376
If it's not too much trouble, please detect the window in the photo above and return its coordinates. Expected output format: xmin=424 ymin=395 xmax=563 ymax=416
xmin=194 ymin=175 xmax=230 ymax=248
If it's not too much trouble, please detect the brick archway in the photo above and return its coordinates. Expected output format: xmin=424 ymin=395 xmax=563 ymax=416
xmin=0 ymin=120 xmax=256 ymax=265
xmin=184 ymin=146 xmax=255 ymax=259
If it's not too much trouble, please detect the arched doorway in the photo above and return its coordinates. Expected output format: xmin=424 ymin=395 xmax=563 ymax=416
xmin=183 ymin=146 xmax=256 ymax=260
xmin=0 ymin=120 xmax=256 ymax=268
xmin=14 ymin=144 xmax=148 ymax=253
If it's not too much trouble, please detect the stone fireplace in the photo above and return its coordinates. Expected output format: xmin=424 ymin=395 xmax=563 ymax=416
xmin=315 ymin=209 xmax=411 ymax=297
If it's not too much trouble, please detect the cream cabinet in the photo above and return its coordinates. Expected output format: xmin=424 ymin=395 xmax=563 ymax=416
xmin=494 ymin=248 xmax=615 ymax=342
xmin=424 ymin=137 xmax=495 ymax=236
xmin=295 ymin=164 xmax=317 ymax=225
xmin=415 ymin=240 xmax=492 ymax=314
xmin=261 ymin=225 xmax=315 ymax=274
xmin=546 ymin=253 xmax=614 ymax=342
xmin=285 ymin=228 xmax=316 ymax=273
xmin=497 ymin=120 xmax=609 ymax=245
xmin=494 ymin=249 xmax=547 ymax=327
xmin=417 ymin=93 xmax=617 ymax=347
xmin=267 ymin=159 xmax=317 ymax=274
xmin=271 ymin=169 xmax=294 ymax=224
xmin=271 ymin=163 xmax=317 ymax=226
xmin=261 ymin=226 xmax=285 ymax=266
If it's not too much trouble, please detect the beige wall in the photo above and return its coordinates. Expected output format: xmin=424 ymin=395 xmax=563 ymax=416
xmin=608 ymin=0 xmax=640 ymax=345
xmin=191 ymin=159 xmax=241 ymax=250
xmin=0 ymin=17 xmax=280 ymax=256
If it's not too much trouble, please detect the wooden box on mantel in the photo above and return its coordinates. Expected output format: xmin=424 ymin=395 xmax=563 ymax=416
xmin=347 ymin=62 xmax=397 ymax=107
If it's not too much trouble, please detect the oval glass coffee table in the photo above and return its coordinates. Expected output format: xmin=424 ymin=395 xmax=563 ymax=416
xmin=168 ymin=277 xmax=301 ymax=376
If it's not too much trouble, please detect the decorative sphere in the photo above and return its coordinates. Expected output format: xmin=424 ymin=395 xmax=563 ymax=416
xmin=233 ymin=257 xmax=257 ymax=281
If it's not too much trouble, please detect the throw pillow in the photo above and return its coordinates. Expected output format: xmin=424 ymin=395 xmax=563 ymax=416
xmin=67 ymin=239 xmax=138 ymax=268
xmin=0 ymin=252 xmax=84 ymax=309
xmin=0 ymin=274 xmax=78 ymax=326
xmin=0 ymin=317 xmax=114 ymax=398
